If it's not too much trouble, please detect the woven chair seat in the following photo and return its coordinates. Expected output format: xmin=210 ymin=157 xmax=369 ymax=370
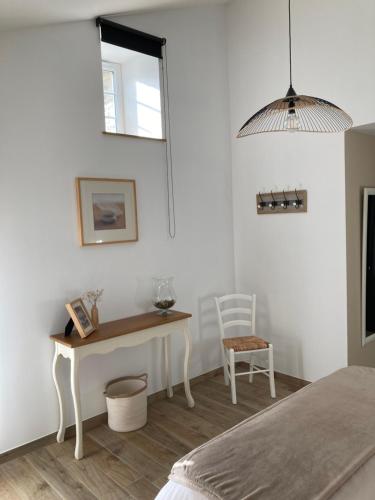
xmin=223 ymin=335 xmax=269 ymax=352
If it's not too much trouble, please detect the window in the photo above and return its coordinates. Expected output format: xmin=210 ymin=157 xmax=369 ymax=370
xmin=97 ymin=18 xmax=166 ymax=140
xmin=102 ymin=61 xmax=124 ymax=133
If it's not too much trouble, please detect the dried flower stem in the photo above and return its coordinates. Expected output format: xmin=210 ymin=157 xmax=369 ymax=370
xmin=82 ymin=289 xmax=104 ymax=307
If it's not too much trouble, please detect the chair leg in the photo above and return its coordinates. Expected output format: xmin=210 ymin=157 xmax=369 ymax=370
xmin=249 ymin=354 xmax=254 ymax=383
xmin=268 ymin=344 xmax=276 ymax=398
xmin=222 ymin=349 xmax=229 ymax=386
xmin=229 ymin=348 xmax=237 ymax=404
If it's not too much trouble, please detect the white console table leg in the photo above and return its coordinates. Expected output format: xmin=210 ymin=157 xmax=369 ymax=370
xmin=164 ymin=335 xmax=173 ymax=398
xmin=52 ymin=346 xmax=65 ymax=443
xmin=183 ymin=324 xmax=195 ymax=408
xmin=70 ymin=351 xmax=83 ymax=460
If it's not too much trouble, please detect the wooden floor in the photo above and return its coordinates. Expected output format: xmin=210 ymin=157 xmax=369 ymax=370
xmin=0 ymin=371 xmax=302 ymax=499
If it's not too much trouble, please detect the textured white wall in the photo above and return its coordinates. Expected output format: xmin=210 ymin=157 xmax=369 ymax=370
xmin=227 ymin=0 xmax=375 ymax=382
xmin=0 ymin=5 xmax=234 ymax=453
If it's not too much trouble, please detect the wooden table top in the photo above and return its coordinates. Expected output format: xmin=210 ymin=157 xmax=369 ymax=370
xmin=50 ymin=310 xmax=192 ymax=348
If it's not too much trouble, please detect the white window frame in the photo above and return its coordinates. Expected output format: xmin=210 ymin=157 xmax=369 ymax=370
xmin=102 ymin=60 xmax=125 ymax=134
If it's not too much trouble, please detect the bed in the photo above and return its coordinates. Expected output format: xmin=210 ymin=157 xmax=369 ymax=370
xmin=156 ymin=366 xmax=375 ymax=500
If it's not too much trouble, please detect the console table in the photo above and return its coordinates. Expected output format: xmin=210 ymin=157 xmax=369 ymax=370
xmin=50 ymin=310 xmax=194 ymax=459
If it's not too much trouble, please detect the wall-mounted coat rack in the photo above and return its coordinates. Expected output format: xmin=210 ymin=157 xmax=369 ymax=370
xmin=256 ymin=189 xmax=307 ymax=214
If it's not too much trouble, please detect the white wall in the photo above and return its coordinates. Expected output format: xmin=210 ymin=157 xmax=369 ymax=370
xmin=0 ymin=5 xmax=234 ymax=453
xmin=227 ymin=0 xmax=375 ymax=382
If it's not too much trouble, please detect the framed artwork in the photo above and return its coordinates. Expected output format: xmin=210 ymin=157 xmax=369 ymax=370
xmin=65 ymin=298 xmax=95 ymax=338
xmin=76 ymin=177 xmax=138 ymax=246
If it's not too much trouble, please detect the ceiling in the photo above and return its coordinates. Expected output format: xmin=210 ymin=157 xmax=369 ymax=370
xmin=0 ymin=0 xmax=227 ymax=32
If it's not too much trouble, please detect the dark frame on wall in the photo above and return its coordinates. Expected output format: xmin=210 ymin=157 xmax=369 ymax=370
xmin=362 ymin=187 xmax=375 ymax=346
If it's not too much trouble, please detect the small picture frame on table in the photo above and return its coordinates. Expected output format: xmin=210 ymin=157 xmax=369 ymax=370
xmin=76 ymin=177 xmax=138 ymax=246
xmin=65 ymin=298 xmax=96 ymax=338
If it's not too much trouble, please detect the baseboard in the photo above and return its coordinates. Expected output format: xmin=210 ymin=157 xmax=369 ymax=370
xmin=0 ymin=365 xmax=307 ymax=465
xmin=237 ymin=361 xmax=310 ymax=389
xmin=147 ymin=366 xmax=223 ymax=404
xmin=0 ymin=366 xmax=222 ymax=465
xmin=275 ymin=370 xmax=310 ymax=388
xmin=0 ymin=411 xmax=108 ymax=465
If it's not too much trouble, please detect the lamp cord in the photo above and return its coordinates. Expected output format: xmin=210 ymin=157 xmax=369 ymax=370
xmin=162 ymin=43 xmax=176 ymax=239
xmin=288 ymin=0 xmax=293 ymax=87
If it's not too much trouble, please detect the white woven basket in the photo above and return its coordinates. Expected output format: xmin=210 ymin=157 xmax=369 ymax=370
xmin=104 ymin=373 xmax=148 ymax=432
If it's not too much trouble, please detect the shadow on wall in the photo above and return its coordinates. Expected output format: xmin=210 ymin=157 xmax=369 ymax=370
xmin=134 ymin=276 xmax=154 ymax=312
xmin=261 ymin=293 xmax=303 ymax=376
xmin=198 ymin=293 xmax=224 ymax=372
xmin=46 ymin=294 xmax=82 ymax=335
xmin=247 ymin=292 xmax=304 ymax=378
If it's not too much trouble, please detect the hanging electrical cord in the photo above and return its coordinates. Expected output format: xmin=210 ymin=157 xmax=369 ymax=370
xmin=288 ymin=0 xmax=293 ymax=88
xmin=161 ymin=42 xmax=176 ymax=239
xmin=237 ymin=0 xmax=352 ymax=136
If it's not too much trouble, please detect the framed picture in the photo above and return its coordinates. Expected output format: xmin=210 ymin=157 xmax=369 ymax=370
xmin=76 ymin=177 xmax=138 ymax=246
xmin=65 ymin=298 xmax=95 ymax=338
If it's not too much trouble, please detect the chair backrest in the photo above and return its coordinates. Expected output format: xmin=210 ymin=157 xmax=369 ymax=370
xmin=214 ymin=293 xmax=256 ymax=339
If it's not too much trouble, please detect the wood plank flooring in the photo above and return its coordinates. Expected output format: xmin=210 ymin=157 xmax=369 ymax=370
xmin=0 ymin=371 xmax=302 ymax=499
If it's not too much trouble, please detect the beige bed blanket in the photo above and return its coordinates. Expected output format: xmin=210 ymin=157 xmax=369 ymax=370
xmin=170 ymin=366 xmax=375 ymax=500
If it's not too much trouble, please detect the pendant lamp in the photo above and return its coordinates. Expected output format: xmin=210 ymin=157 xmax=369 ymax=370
xmin=237 ymin=0 xmax=352 ymax=137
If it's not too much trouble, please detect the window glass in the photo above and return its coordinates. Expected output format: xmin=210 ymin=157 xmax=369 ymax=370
xmin=104 ymin=94 xmax=116 ymax=117
xmin=103 ymin=70 xmax=114 ymax=93
xmin=101 ymin=42 xmax=164 ymax=139
xmin=105 ymin=117 xmax=117 ymax=133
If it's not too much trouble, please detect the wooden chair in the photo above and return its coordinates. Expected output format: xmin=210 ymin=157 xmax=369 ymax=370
xmin=214 ymin=293 xmax=276 ymax=404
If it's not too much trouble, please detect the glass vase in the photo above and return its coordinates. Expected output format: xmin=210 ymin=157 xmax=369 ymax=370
xmin=152 ymin=276 xmax=176 ymax=316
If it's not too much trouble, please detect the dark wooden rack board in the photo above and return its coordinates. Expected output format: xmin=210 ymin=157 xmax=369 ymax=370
xmin=256 ymin=189 xmax=307 ymax=214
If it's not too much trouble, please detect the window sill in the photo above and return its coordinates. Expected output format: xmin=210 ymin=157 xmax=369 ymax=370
xmin=102 ymin=131 xmax=166 ymax=143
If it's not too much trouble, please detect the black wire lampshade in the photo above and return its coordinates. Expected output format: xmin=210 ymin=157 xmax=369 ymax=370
xmin=237 ymin=0 xmax=353 ymax=137
xmin=237 ymin=86 xmax=353 ymax=137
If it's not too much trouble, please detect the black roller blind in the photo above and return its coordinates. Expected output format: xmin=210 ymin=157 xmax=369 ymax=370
xmin=96 ymin=17 xmax=166 ymax=59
